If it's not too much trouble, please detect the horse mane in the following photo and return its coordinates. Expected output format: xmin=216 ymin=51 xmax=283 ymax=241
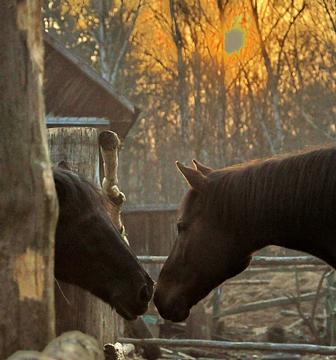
xmin=53 ymin=167 xmax=111 ymax=216
xmin=206 ymin=146 xmax=336 ymax=243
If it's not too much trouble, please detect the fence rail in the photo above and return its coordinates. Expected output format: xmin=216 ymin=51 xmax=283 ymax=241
xmin=216 ymin=290 xmax=326 ymax=317
xmin=138 ymin=255 xmax=327 ymax=266
xmin=119 ymin=338 xmax=336 ymax=355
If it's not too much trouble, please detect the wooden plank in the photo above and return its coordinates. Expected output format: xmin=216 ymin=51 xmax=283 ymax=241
xmin=136 ymin=256 xmax=326 ymax=266
xmin=123 ymin=204 xmax=178 ymax=212
xmin=119 ymin=338 xmax=336 ymax=355
xmin=216 ymin=291 xmax=325 ymax=317
xmin=250 ymin=256 xmax=325 ymax=267
xmin=47 ymin=117 xmax=110 ymax=128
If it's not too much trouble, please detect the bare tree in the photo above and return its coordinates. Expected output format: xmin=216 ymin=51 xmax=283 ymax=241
xmin=215 ymin=0 xmax=229 ymax=164
xmin=250 ymin=0 xmax=306 ymax=153
xmin=169 ymin=0 xmax=190 ymax=146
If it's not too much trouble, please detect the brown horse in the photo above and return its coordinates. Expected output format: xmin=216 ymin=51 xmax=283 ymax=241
xmin=154 ymin=147 xmax=336 ymax=322
xmin=54 ymin=165 xmax=153 ymax=320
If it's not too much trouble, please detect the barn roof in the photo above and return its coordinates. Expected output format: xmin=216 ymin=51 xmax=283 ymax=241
xmin=44 ymin=32 xmax=139 ymax=138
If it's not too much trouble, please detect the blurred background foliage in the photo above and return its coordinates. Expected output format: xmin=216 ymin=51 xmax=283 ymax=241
xmin=43 ymin=0 xmax=336 ymax=205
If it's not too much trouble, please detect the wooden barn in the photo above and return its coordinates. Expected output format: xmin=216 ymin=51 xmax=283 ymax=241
xmin=44 ymin=32 xmax=139 ymax=138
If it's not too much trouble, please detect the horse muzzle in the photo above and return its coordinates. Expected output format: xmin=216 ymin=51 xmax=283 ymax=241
xmin=153 ymin=287 xmax=190 ymax=322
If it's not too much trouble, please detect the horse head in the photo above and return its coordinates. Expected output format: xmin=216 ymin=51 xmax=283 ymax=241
xmin=154 ymin=160 xmax=251 ymax=322
xmin=54 ymin=166 xmax=153 ymax=320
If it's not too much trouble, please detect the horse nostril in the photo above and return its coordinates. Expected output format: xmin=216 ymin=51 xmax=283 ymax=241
xmin=138 ymin=284 xmax=152 ymax=303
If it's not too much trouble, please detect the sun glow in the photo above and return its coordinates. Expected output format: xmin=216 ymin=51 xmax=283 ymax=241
xmin=187 ymin=0 xmax=263 ymax=84
xmin=221 ymin=2 xmax=261 ymax=75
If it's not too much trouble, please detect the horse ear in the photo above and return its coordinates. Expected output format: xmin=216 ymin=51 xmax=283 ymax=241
xmin=176 ymin=161 xmax=207 ymax=192
xmin=192 ymin=159 xmax=213 ymax=175
xmin=57 ymin=160 xmax=72 ymax=171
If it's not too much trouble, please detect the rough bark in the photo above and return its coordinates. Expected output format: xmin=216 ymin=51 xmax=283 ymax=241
xmin=250 ymin=0 xmax=284 ymax=153
xmin=215 ymin=0 xmax=229 ymax=165
xmin=0 ymin=0 xmax=57 ymax=357
xmin=169 ymin=0 xmax=189 ymax=147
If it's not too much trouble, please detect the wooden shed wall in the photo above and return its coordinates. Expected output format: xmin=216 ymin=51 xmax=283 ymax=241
xmin=123 ymin=208 xmax=177 ymax=280
xmin=123 ymin=209 xmax=177 ymax=256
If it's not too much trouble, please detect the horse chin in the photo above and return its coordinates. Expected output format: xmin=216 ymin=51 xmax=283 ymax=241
xmin=90 ymin=288 xmax=141 ymax=320
xmin=154 ymin=292 xmax=191 ymax=322
xmin=167 ymin=307 xmax=190 ymax=322
xmin=113 ymin=298 xmax=149 ymax=321
xmin=114 ymin=303 xmax=138 ymax=321
xmin=157 ymin=303 xmax=190 ymax=322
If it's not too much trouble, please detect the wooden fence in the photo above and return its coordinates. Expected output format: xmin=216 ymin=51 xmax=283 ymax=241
xmin=119 ymin=338 xmax=336 ymax=356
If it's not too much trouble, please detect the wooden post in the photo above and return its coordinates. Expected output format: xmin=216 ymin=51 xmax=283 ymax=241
xmin=99 ymin=131 xmax=162 ymax=359
xmin=211 ymin=288 xmax=222 ymax=338
xmin=99 ymin=131 xmax=127 ymax=241
xmin=48 ymin=128 xmax=99 ymax=180
xmin=98 ymin=130 xmax=127 ymax=341
xmin=325 ymin=272 xmax=336 ymax=345
xmin=0 ymin=0 xmax=57 ymax=357
xmin=48 ymin=128 xmax=119 ymax=345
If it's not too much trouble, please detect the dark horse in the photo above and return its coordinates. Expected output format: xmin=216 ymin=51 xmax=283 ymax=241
xmin=154 ymin=147 xmax=336 ymax=322
xmin=54 ymin=165 xmax=153 ymax=320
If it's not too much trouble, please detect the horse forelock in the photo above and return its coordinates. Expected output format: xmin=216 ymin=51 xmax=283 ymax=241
xmin=205 ymin=147 xmax=336 ymax=242
xmin=53 ymin=167 xmax=110 ymax=216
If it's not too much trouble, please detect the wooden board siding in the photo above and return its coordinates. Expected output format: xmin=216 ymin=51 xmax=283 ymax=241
xmin=123 ymin=208 xmax=178 ymax=281
xmin=123 ymin=208 xmax=177 ymax=256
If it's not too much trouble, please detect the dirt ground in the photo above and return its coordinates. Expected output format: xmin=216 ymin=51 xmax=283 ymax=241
xmin=211 ymin=269 xmax=334 ymax=359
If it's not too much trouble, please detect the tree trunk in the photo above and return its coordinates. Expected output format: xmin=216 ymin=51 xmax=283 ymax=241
xmin=169 ymin=0 xmax=189 ymax=149
xmin=216 ymin=0 xmax=228 ymax=166
xmin=0 ymin=1 xmax=57 ymax=357
xmin=251 ymin=0 xmax=284 ymax=153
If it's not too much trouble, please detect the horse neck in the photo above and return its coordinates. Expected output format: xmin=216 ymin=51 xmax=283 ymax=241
xmin=271 ymin=232 xmax=336 ymax=269
xmin=213 ymin=156 xmax=336 ymax=269
xmin=251 ymin=199 xmax=336 ymax=270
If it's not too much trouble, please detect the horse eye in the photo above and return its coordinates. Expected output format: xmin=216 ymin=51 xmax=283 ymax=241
xmin=177 ymin=222 xmax=188 ymax=233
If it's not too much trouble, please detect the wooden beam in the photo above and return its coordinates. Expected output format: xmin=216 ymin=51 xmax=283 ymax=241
xmin=47 ymin=117 xmax=110 ymax=128
xmin=123 ymin=204 xmax=179 ymax=213
xmin=118 ymin=338 xmax=336 ymax=355
xmin=137 ymin=255 xmax=326 ymax=266
xmin=216 ymin=291 xmax=325 ymax=317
